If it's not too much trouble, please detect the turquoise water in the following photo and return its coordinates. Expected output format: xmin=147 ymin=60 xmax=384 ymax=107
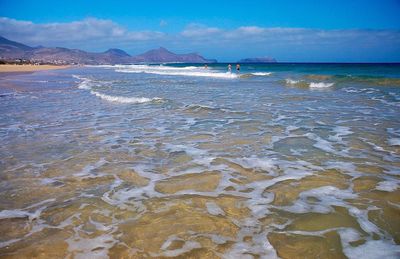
xmin=0 ymin=64 xmax=399 ymax=258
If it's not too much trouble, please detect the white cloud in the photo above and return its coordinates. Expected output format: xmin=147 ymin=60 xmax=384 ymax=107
xmin=179 ymin=23 xmax=400 ymax=47
xmin=181 ymin=24 xmax=222 ymax=37
xmin=0 ymin=17 xmax=165 ymax=47
xmin=1 ymin=17 xmax=399 ymax=61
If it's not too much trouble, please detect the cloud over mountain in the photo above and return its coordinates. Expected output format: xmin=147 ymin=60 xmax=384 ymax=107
xmin=0 ymin=17 xmax=165 ymax=47
xmin=1 ymin=17 xmax=399 ymax=62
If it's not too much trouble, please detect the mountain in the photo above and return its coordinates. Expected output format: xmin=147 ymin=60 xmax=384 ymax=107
xmin=0 ymin=36 xmax=33 ymax=51
xmin=132 ymin=47 xmax=216 ymax=63
xmin=0 ymin=36 xmax=33 ymax=59
xmin=0 ymin=36 xmax=217 ymax=64
xmin=238 ymin=57 xmax=277 ymax=63
xmin=103 ymin=48 xmax=130 ymax=57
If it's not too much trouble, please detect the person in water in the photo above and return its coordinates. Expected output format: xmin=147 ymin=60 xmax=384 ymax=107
xmin=228 ymin=64 xmax=232 ymax=73
xmin=204 ymin=64 xmax=208 ymax=69
xmin=236 ymin=64 xmax=240 ymax=73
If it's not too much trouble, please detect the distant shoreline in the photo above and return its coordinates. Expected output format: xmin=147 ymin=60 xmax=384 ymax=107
xmin=0 ymin=64 xmax=70 ymax=75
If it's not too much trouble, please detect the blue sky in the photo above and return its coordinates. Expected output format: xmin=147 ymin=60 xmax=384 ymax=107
xmin=1 ymin=0 xmax=399 ymax=62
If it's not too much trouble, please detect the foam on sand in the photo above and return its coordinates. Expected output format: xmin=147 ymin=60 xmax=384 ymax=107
xmin=375 ymin=180 xmax=399 ymax=192
xmin=338 ymin=228 xmax=400 ymax=259
xmin=205 ymin=201 xmax=225 ymax=216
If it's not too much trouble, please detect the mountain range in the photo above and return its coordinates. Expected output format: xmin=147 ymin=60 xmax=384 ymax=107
xmin=0 ymin=36 xmax=217 ymax=64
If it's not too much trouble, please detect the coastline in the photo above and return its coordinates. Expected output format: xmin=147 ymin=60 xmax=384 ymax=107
xmin=0 ymin=64 xmax=70 ymax=76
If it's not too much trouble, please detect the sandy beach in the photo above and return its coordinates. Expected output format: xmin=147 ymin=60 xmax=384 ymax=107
xmin=0 ymin=64 xmax=70 ymax=73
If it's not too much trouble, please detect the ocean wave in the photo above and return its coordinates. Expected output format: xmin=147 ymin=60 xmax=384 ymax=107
xmin=337 ymin=75 xmax=400 ymax=86
xmin=115 ymin=65 xmax=238 ymax=79
xmin=285 ymin=79 xmax=301 ymax=85
xmin=73 ymin=75 xmax=93 ymax=90
xmin=388 ymin=138 xmax=400 ymax=146
xmin=251 ymin=72 xmax=272 ymax=76
xmin=284 ymin=79 xmax=309 ymax=88
xmin=73 ymin=75 xmax=162 ymax=104
xmin=114 ymin=64 xmax=198 ymax=71
xmin=183 ymin=104 xmax=229 ymax=114
xmin=304 ymin=74 xmax=400 ymax=87
xmin=90 ymin=91 xmax=163 ymax=104
xmin=285 ymin=78 xmax=333 ymax=88
xmin=309 ymin=82 xmax=334 ymax=88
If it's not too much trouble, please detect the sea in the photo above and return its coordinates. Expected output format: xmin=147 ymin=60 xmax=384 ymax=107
xmin=0 ymin=63 xmax=399 ymax=258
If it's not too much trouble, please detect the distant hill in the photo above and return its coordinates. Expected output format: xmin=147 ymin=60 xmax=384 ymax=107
xmin=131 ymin=47 xmax=216 ymax=63
xmin=0 ymin=36 xmax=34 ymax=59
xmin=0 ymin=36 xmax=33 ymax=51
xmin=0 ymin=36 xmax=217 ymax=64
xmin=103 ymin=48 xmax=130 ymax=57
xmin=238 ymin=57 xmax=277 ymax=63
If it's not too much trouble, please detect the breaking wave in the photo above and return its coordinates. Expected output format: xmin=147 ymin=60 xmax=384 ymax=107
xmin=73 ymin=75 xmax=92 ymax=89
xmin=251 ymin=72 xmax=272 ymax=76
xmin=73 ymin=75 xmax=163 ymax=104
xmin=309 ymin=82 xmax=334 ymax=88
xmin=285 ymin=78 xmax=334 ymax=88
xmin=90 ymin=91 xmax=163 ymax=104
xmin=304 ymin=74 xmax=400 ymax=87
xmin=114 ymin=65 xmax=238 ymax=79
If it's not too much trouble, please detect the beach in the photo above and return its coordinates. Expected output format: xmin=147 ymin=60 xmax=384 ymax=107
xmin=0 ymin=64 xmax=70 ymax=74
xmin=0 ymin=63 xmax=399 ymax=258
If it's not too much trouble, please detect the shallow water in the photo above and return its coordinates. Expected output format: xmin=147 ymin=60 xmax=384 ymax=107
xmin=0 ymin=64 xmax=399 ymax=258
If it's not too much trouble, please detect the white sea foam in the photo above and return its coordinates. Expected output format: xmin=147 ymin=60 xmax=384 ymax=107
xmin=388 ymin=138 xmax=400 ymax=146
xmin=283 ymin=186 xmax=358 ymax=214
xmin=328 ymin=126 xmax=353 ymax=142
xmin=115 ymin=64 xmax=238 ymax=79
xmin=376 ymin=180 xmax=399 ymax=192
xmin=251 ymin=72 xmax=272 ymax=76
xmin=234 ymin=157 xmax=278 ymax=175
xmin=91 ymin=91 xmax=162 ymax=104
xmin=333 ymin=126 xmax=353 ymax=136
xmin=155 ymin=239 xmax=201 ymax=257
xmin=285 ymin=79 xmax=334 ymax=88
xmin=73 ymin=158 xmax=107 ymax=178
xmin=66 ymin=231 xmax=117 ymax=259
xmin=309 ymin=82 xmax=334 ymax=88
xmin=114 ymin=64 xmax=197 ymax=71
xmin=305 ymin=133 xmax=344 ymax=156
xmin=0 ymin=209 xmax=32 ymax=220
xmin=285 ymin=79 xmax=301 ymax=85
xmin=0 ymin=198 xmax=55 ymax=221
xmin=73 ymin=75 xmax=92 ymax=89
xmin=325 ymin=161 xmax=359 ymax=177
xmin=339 ymin=228 xmax=400 ymax=259
xmin=73 ymin=75 xmax=162 ymax=104
xmin=205 ymin=202 xmax=225 ymax=216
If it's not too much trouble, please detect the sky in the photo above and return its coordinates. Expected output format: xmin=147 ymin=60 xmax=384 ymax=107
xmin=0 ymin=0 xmax=400 ymax=62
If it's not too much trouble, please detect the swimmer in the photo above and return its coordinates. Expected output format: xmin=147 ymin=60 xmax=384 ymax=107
xmin=228 ymin=64 xmax=232 ymax=73
xmin=236 ymin=64 xmax=240 ymax=73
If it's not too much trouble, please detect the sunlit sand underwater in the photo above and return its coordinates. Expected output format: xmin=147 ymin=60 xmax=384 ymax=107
xmin=0 ymin=63 xmax=400 ymax=258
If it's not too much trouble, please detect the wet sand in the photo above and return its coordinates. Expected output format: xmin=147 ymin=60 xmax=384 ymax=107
xmin=0 ymin=64 xmax=399 ymax=258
